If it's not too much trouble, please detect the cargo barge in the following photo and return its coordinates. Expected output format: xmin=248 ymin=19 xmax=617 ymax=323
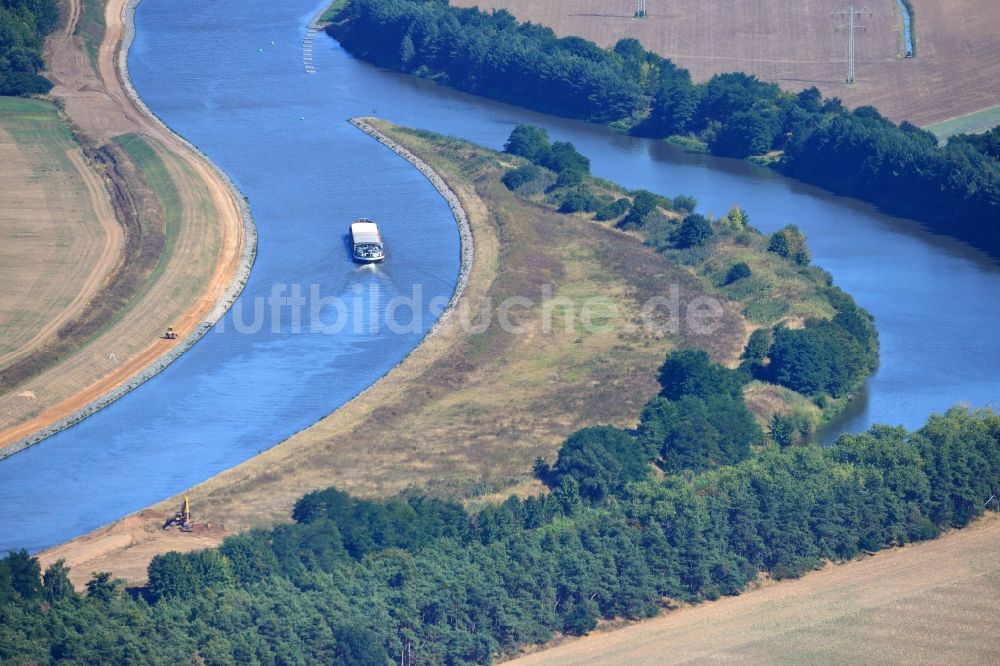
xmin=350 ymin=219 xmax=385 ymax=262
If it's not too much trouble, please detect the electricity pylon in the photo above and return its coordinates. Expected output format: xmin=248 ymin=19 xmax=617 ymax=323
xmin=835 ymin=6 xmax=872 ymax=84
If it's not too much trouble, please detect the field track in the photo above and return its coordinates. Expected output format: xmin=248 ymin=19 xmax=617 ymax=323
xmin=508 ymin=512 xmax=1000 ymax=664
xmin=451 ymin=0 xmax=1000 ymax=127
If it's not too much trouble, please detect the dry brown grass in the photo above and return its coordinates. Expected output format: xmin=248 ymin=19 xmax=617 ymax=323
xmin=507 ymin=512 xmax=1000 ymax=664
xmin=450 ymin=0 xmax=1000 ymax=126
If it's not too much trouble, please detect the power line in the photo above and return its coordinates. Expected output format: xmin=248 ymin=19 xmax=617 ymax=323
xmin=835 ymin=5 xmax=872 ymax=84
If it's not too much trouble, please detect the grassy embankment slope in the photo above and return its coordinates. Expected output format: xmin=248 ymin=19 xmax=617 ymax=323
xmin=74 ymin=0 xmax=105 ymax=69
xmin=0 ymin=0 xmax=248 ymax=451
xmin=42 ymin=120 xmax=850 ymax=585
xmin=450 ymin=0 xmax=1000 ymax=130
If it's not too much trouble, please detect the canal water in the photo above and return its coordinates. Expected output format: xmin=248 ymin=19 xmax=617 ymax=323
xmin=897 ymin=0 xmax=914 ymax=55
xmin=0 ymin=0 xmax=997 ymax=554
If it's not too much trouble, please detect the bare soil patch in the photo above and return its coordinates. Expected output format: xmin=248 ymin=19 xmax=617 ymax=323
xmin=451 ymin=0 xmax=1000 ymax=126
xmin=507 ymin=512 xmax=1000 ymax=664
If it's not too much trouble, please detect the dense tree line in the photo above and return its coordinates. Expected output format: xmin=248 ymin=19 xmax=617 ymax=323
xmin=762 ymin=287 xmax=878 ymax=398
xmin=0 ymin=0 xmax=58 ymax=96
xmin=950 ymin=125 xmax=1000 ymax=161
xmin=3 ymin=403 xmax=997 ymax=664
xmin=329 ymin=0 xmax=1000 ymax=257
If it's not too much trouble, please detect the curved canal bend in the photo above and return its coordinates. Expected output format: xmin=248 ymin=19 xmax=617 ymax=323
xmin=1 ymin=0 xmax=998 ymax=554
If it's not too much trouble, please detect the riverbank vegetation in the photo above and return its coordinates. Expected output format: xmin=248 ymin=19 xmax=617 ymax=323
xmin=0 ymin=0 xmax=59 ymax=95
xmin=2 ymin=402 xmax=996 ymax=663
xmin=500 ymin=123 xmax=878 ymax=424
xmin=327 ymin=0 xmax=1000 ymax=258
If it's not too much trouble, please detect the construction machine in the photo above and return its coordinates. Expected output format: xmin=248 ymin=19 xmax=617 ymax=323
xmin=162 ymin=495 xmax=194 ymax=532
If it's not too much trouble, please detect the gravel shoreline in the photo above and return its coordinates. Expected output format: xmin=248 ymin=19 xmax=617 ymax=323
xmin=0 ymin=0 xmax=257 ymax=461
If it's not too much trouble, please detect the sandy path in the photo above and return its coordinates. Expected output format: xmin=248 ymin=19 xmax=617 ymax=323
xmin=0 ymin=0 xmax=251 ymax=453
xmin=508 ymin=513 xmax=1000 ymax=664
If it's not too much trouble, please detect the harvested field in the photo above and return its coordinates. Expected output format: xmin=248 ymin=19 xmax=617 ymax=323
xmin=450 ymin=0 xmax=1000 ymax=126
xmin=507 ymin=512 xmax=1000 ymax=664
xmin=0 ymin=97 xmax=122 ymax=372
xmin=0 ymin=131 xmax=228 ymax=444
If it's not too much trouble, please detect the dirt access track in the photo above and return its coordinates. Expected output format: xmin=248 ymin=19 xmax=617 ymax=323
xmin=451 ymin=0 xmax=1000 ymax=127
xmin=0 ymin=0 xmax=249 ymax=451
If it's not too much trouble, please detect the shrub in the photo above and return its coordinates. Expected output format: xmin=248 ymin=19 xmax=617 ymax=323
xmin=552 ymin=426 xmax=654 ymax=501
xmin=617 ymin=189 xmax=660 ymax=228
xmin=674 ymin=213 xmax=714 ymax=248
xmin=724 ymin=261 xmax=752 ymax=285
xmin=657 ymin=349 xmax=746 ymax=400
xmin=768 ymin=320 xmax=869 ymax=397
xmin=555 ymin=168 xmax=584 ymax=188
xmin=502 ymin=164 xmax=542 ymax=191
xmin=671 ymin=194 xmax=697 ymax=213
xmin=594 ymin=197 xmax=630 ymax=221
xmin=546 ymin=140 xmax=590 ymax=175
xmin=768 ymin=225 xmax=810 ymax=265
xmin=504 ymin=124 xmax=551 ymax=164
xmin=559 ymin=187 xmax=597 ymax=213
xmin=742 ymin=328 xmax=772 ymax=362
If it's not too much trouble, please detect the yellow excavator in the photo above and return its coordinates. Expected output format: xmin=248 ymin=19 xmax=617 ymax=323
xmin=162 ymin=496 xmax=194 ymax=532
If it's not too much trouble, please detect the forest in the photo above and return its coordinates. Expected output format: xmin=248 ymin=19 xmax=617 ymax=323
xmin=0 ymin=0 xmax=58 ymax=95
xmin=3 ymin=353 xmax=996 ymax=663
xmin=328 ymin=0 xmax=1000 ymax=258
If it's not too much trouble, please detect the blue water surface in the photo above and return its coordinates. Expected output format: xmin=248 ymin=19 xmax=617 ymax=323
xmin=898 ymin=0 xmax=914 ymax=53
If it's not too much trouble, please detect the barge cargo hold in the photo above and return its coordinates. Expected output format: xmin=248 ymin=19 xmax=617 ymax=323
xmin=350 ymin=219 xmax=385 ymax=262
